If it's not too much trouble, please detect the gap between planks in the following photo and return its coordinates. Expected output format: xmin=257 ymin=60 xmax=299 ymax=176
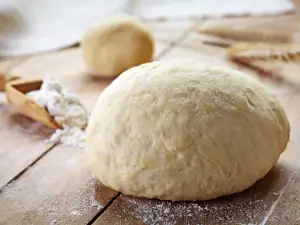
xmin=87 ymin=193 xmax=121 ymax=225
xmin=260 ymin=169 xmax=298 ymax=224
xmin=0 ymin=143 xmax=58 ymax=192
xmin=165 ymin=20 xmax=205 ymax=54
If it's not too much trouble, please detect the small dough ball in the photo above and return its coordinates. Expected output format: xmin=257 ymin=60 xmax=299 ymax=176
xmin=86 ymin=59 xmax=290 ymax=201
xmin=81 ymin=15 xmax=154 ymax=77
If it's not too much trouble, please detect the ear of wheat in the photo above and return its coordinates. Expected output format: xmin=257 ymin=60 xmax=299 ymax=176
xmin=199 ymin=26 xmax=293 ymax=44
xmin=227 ymin=43 xmax=300 ymax=62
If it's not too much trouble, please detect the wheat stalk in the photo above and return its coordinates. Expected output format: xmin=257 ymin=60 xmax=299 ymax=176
xmin=199 ymin=26 xmax=293 ymax=44
xmin=227 ymin=43 xmax=300 ymax=62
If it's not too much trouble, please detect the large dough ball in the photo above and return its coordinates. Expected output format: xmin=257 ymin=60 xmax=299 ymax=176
xmin=86 ymin=59 xmax=290 ymax=201
xmin=81 ymin=16 xmax=154 ymax=77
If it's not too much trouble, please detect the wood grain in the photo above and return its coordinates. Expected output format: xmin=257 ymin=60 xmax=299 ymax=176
xmin=0 ymin=107 xmax=54 ymax=188
xmin=266 ymin=169 xmax=300 ymax=225
xmin=93 ymin=165 xmax=293 ymax=225
xmin=0 ymin=145 xmax=118 ymax=225
xmin=145 ymin=20 xmax=198 ymax=44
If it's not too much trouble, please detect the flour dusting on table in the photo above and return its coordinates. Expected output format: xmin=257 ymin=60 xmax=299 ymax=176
xmin=27 ymin=78 xmax=87 ymax=149
xmin=121 ymin=191 xmax=276 ymax=225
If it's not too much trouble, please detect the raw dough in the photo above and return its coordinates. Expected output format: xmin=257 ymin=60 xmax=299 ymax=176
xmin=86 ymin=59 xmax=290 ymax=201
xmin=81 ymin=15 xmax=154 ymax=77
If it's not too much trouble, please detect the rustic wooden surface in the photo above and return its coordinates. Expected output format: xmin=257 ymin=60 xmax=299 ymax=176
xmin=1 ymin=2 xmax=300 ymax=224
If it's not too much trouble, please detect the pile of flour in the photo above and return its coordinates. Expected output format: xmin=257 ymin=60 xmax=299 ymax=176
xmin=27 ymin=78 xmax=87 ymax=149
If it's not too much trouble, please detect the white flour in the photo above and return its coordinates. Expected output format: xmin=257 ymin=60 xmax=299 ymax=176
xmin=27 ymin=78 xmax=87 ymax=149
xmin=122 ymin=193 xmax=274 ymax=225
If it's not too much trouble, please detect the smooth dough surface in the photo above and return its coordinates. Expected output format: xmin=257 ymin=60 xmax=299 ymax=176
xmin=86 ymin=59 xmax=290 ymax=201
xmin=81 ymin=15 xmax=154 ymax=77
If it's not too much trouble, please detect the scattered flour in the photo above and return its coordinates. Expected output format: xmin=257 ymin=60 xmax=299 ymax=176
xmin=0 ymin=164 xmax=103 ymax=224
xmin=46 ymin=126 xmax=86 ymax=149
xmin=124 ymin=197 xmax=208 ymax=225
xmin=121 ymin=191 xmax=276 ymax=225
xmin=27 ymin=78 xmax=87 ymax=149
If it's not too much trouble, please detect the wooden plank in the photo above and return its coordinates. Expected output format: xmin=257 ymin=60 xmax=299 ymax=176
xmin=0 ymin=59 xmax=15 ymax=72
xmin=1 ymin=56 xmax=51 ymax=188
xmin=0 ymin=58 xmax=22 ymax=72
xmin=266 ymin=169 xmax=300 ymax=225
xmin=162 ymin=44 xmax=228 ymax=66
xmin=93 ymin=165 xmax=293 ymax=225
xmin=0 ymin=106 xmax=54 ymax=188
xmin=145 ymin=20 xmax=198 ymax=44
xmin=0 ymin=56 xmax=30 ymax=79
xmin=0 ymin=145 xmax=118 ymax=225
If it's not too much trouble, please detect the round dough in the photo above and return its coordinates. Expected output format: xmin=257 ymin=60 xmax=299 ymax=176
xmin=81 ymin=15 xmax=154 ymax=77
xmin=86 ymin=59 xmax=290 ymax=201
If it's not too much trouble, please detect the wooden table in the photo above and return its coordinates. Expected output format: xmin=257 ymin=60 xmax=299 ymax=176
xmin=1 ymin=2 xmax=300 ymax=224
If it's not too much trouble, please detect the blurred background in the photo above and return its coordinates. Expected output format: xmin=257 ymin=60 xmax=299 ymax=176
xmin=0 ymin=0 xmax=297 ymax=57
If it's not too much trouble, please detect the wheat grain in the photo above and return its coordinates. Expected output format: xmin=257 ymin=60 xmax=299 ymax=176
xmin=227 ymin=43 xmax=300 ymax=62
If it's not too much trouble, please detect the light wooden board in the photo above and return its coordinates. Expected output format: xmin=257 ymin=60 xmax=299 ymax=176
xmin=0 ymin=145 xmax=118 ymax=225
xmin=93 ymin=165 xmax=293 ymax=225
xmin=145 ymin=20 xmax=199 ymax=44
xmin=1 ymin=2 xmax=300 ymax=224
xmin=0 ymin=109 xmax=53 ymax=188
xmin=266 ymin=169 xmax=300 ymax=225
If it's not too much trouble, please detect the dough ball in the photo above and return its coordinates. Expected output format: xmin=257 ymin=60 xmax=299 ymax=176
xmin=81 ymin=15 xmax=154 ymax=77
xmin=86 ymin=59 xmax=290 ymax=201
